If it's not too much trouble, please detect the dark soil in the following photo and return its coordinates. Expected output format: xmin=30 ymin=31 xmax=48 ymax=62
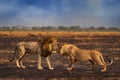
xmin=0 ymin=35 xmax=120 ymax=80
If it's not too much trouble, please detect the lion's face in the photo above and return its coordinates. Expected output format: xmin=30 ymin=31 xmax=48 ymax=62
xmin=59 ymin=46 xmax=66 ymax=55
xmin=59 ymin=46 xmax=63 ymax=54
xmin=49 ymin=37 xmax=58 ymax=53
xmin=42 ymin=37 xmax=58 ymax=54
xmin=49 ymin=41 xmax=58 ymax=53
xmin=42 ymin=36 xmax=58 ymax=53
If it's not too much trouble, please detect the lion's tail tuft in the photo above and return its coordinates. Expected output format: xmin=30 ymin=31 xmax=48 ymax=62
xmin=100 ymin=54 xmax=113 ymax=66
xmin=106 ymin=59 xmax=113 ymax=65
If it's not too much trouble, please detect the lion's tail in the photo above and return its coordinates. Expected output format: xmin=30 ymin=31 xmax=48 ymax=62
xmin=107 ymin=59 xmax=113 ymax=65
xmin=100 ymin=54 xmax=113 ymax=66
xmin=9 ymin=46 xmax=17 ymax=62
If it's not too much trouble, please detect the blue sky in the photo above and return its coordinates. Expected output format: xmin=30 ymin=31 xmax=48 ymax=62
xmin=0 ymin=0 xmax=120 ymax=27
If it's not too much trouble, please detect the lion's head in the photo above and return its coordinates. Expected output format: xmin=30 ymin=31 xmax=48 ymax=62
xmin=40 ymin=37 xmax=58 ymax=57
xmin=59 ymin=43 xmax=71 ymax=56
xmin=38 ymin=36 xmax=57 ymax=44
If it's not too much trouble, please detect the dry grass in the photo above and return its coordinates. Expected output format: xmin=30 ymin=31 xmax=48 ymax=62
xmin=0 ymin=31 xmax=120 ymax=37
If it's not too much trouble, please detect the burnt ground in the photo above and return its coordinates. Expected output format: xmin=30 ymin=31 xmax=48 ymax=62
xmin=0 ymin=35 xmax=120 ymax=80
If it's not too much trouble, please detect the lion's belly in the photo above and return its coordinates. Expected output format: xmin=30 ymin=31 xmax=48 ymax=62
xmin=25 ymin=42 xmax=40 ymax=54
xmin=75 ymin=52 xmax=92 ymax=62
xmin=26 ymin=49 xmax=37 ymax=54
xmin=41 ymin=51 xmax=51 ymax=57
xmin=76 ymin=56 xmax=90 ymax=62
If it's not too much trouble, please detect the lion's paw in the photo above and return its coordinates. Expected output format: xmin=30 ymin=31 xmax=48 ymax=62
xmin=101 ymin=69 xmax=106 ymax=72
xmin=49 ymin=67 xmax=54 ymax=70
xmin=38 ymin=67 xmax=43 ymax=70
xmin=21 ymin=66 xmax=26 ymax=69
xmin=67 ymin=67 xmax=72 ymax=71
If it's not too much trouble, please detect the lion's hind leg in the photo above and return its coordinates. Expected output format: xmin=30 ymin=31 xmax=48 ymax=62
xmin=15 ymin=55 xmax=26 ymax=68
xmin=16 ymin=57 xmax=25 ymax=68
xmin=15 ymin=51 xmax=21 ymax=68
xmin=89 ymin=60 xmax=95 ymax=70
xmin=19 ymin=54 xmax=26 ymax=68
xmin=15 ymin=59 xmax=21 ymax=68
xmin=95 ymin=56 xmax=107 ymax=72
xmin=15 ymin=47 xmax=26 ymax=69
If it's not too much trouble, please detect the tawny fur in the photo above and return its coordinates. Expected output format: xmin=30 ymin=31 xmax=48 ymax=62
xmin=10 ymin=37 xmax=58 ymax=70
xmin=59 ymin=44 xmax=113 ymax=72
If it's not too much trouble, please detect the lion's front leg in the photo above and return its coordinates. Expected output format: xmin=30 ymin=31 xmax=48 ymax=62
xmin=67 ymin=58 xmax=75 ymax=71
xmin=89 ymin=60 xmax=95 ymax=70
xmin=46 ymin=56 xmax=54 ymax=70
xmin=38 ymin=55 xmax=43 ymax=70
xmin=67 ymin=53 xmax=76 ymax=71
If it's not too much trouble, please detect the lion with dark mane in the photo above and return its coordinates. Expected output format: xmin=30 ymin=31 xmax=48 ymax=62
xmin=59 ymin=43 xmax=113 ymax=72
xmin=9 ymin=37 xmax=58 ymax=70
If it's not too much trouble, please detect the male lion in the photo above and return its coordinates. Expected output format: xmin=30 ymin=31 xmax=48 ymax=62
xmin=9 ymin=37 xmax=58 ymax=70
xmin=59 ymin=44 xmax=113 ymax=72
